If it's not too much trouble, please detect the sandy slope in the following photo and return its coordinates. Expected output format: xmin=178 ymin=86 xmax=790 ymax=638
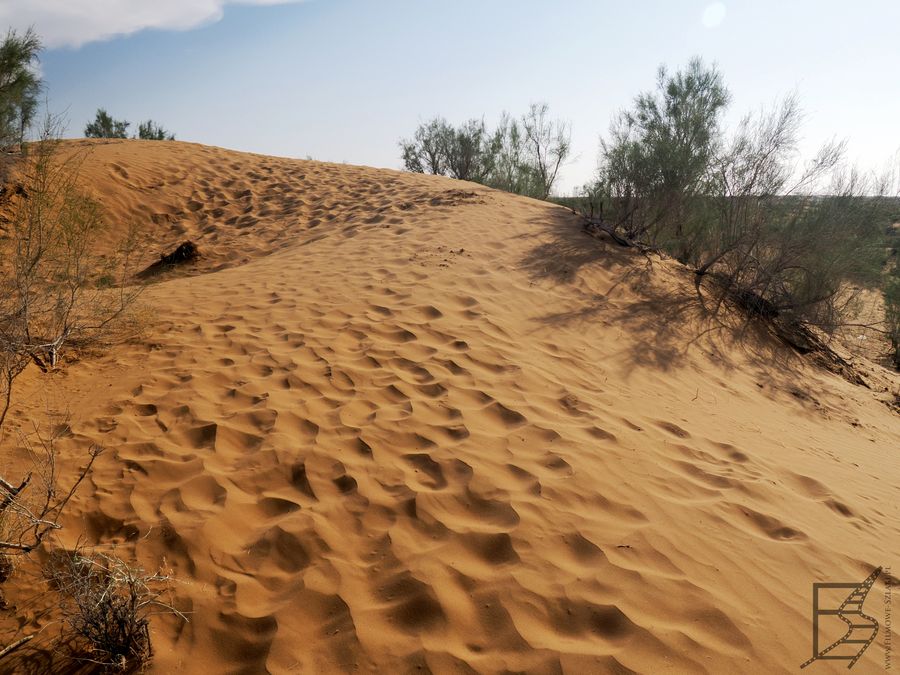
xmin=2 ymin=139 xmax=898 ymax=674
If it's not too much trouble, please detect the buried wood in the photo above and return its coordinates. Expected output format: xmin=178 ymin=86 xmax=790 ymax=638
xmin=139 ymin=241 xmax=201 ymax=278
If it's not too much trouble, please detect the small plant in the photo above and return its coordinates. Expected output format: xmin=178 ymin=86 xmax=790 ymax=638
xmin=47 ymin=546 xmax=183 ymax=671
xmin=1 ymin=113 xmax=143 ymax=419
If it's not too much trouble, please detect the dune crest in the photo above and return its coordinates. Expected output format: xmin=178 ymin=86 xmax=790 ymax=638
xmin=4 ymin=140 xmax=897 ymax=674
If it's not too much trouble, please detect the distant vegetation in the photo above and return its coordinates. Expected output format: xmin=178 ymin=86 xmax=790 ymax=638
xmin=85 ymin=108 xmax=175 ymax=140
xmin=84 ymin=108 xmax=129 ymax=138
xmin=138 ymin=118 xmax=175 ymax=140
xmin=400 ymin=103 xmax=571 ymax=200
xmin=0 ymin=28 xmax=41 ymax=151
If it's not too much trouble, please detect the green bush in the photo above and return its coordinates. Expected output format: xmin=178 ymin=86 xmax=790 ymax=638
xmin=0 ymin=28 xmax=42 ymax=150
xmin=84 ymin=108 xmax=129 ymax=138
xmin=597 ymin=57 xmax=729 ymax=245
xmin=137 ymin=119 xmax=175 ymax=141
xmin=400 ymin=103 xmax=571 ymax=199
xmin=590 ymin=58 xmax=897 ymax=333
xmin=886 ymin=267 xmax=900 ymax=370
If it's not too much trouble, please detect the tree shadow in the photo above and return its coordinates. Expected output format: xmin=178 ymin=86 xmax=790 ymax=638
xmin=518 ymin=207 xmax=807 ymax=381
xmin=517 ymin=209 xmax=636 ymax=285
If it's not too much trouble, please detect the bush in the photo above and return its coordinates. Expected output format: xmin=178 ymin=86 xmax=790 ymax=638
xmin=0 ymin=28 xmax=42 ymax=151
xmin=84 ymin=109 xmax=129 ymax=139
xmin=4 ymin=117 xmax=140 ymax=351
xmin=137 ymin=120 xmax=174 ymax=141
xmin=400 ymin=117 xmax=450 ymax=175
xmin=1 ymin=113 xmax=142 ymax=440
xmin=886 ymin=267 xmax=900 ymax=370
xmin=400 ymin=103 xmax=571 ymax=199
xmin=46 ymin=546 xmax=181 ymax=671
xmin=589 ymin=58 xmax=897 ymax=334
xmin=0 ymin=112 xmax=134 ymax=572
xmin=520 ymin=103 xmax=571 ymax=200
xmin=443 ymin=118 xmax=496 ymax=183
xmin=596 ymin=57 xmax=729 ymax=245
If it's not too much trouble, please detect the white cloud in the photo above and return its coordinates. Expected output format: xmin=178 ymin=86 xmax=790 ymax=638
xmin=0 ymin=0 xmax=308 ymax=49
xmin=701 ymin=2 xmax=727 ymax=29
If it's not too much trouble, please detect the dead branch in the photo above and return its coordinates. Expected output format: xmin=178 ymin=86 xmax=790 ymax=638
xmin=0 ymin=634 xmax=34 ymax=660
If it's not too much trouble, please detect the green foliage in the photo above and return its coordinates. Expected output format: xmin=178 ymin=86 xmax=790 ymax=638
xmin=589 ymin=57 xmax=897 ymax=333
xmin=886 ymin=256 xmax=900 ymax=370
xmin=490 ymin=113 xmax=535 ymax=196
xmin=2 ymin=114 xmax=142 ymax=376
xmin=0 ymin=27 xmax=42 ymax=150
xmin=444 ymin=118 xmax=496 ymax=183
xmin=521 ymin=103 xmax=571 ymax=200
xmin=84 ymin=108 xmax=129 ymax=138
xmin=401 ymin=116 xmax=496 ymax=183
xmin=598 ymin=57 xmax=729 ymax=243
xmin=401 ymin=118 xmax=450 ymax=175
xmin=400 ymin=103 xmax=571 ymax=199
xmin=137 ymin=119 xmax=174 ymax=141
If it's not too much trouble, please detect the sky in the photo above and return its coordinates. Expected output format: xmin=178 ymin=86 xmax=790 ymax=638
xmin=4 ymin=0 xmax=899 ymax=193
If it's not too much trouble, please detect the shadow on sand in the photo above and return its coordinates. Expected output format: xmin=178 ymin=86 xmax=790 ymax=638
xmin=518 ymin=207 xmax=804 ymax=382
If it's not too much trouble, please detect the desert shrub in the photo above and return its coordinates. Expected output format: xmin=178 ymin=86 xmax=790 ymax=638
xmin=886 ymin=267 xmax=900 ymax=370
xmin=596 ymin=57 xmax=729 ymax=246
xmin=0 ymin=28 xmax=42 ymax=151
xmin=400 ymin=117 xmax=454 ymax=176
xmin=519 ymin=103 xmax=571 ymax=200
xmin=137 ymin=120 xmax=174 ymax=141
xmin=85 ymin=113 xmax=176 ymax=141
xmin=402 ymin=118 xmax=502 ymax=184
xmin=590 ymin=58 xmax=897 ymax=333
xmin=489 ymin=105 xmax=571 ymax=200
xmin=84 ymin=109 xmax=129 ymax=139
xmin=0 ymin=414 xmax=99 ymax=662
xmin=1 ymin=115 xmax=141 ymax=363
xmin=1 ymin=114 xmax=142 ymax=446
xmin=443 ymin=118 xmax=497 ymax=183
xmin=696 ymin=99 xmax=891 ymax=328
xmin=400 ymin=103 xmax=571 ymax=198
xmin=0 ymin=112 xmax=121 ymax=633
xmin=489 ymin=113 xmax=534 ymax=196
xmin=46 ymin=546 xmax=181 ymax=671
xmin=401 ymin=117 xmax=451 ymax=176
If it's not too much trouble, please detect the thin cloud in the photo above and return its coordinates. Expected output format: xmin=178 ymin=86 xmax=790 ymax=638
xmin=0 ymin=0 xmax=308 ymax=49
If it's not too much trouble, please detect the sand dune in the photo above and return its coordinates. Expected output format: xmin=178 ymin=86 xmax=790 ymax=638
xmin=3 ymin=139 xmax=898 ymax=673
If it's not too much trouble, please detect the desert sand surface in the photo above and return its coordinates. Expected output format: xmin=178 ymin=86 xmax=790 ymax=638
xmin=2 ymin=139 xmax=898 ymax=673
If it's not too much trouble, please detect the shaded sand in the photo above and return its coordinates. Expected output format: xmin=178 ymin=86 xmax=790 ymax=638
xmin=2 ymin=139 xmax=898 ymax=673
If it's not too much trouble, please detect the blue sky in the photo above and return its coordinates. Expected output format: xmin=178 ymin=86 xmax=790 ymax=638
xmin=8 ymin=0 xmax=900 ymax=192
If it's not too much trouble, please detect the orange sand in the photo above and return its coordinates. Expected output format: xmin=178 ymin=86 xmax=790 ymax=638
xmin=2 ymin=139 xmax=898 ymax=673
